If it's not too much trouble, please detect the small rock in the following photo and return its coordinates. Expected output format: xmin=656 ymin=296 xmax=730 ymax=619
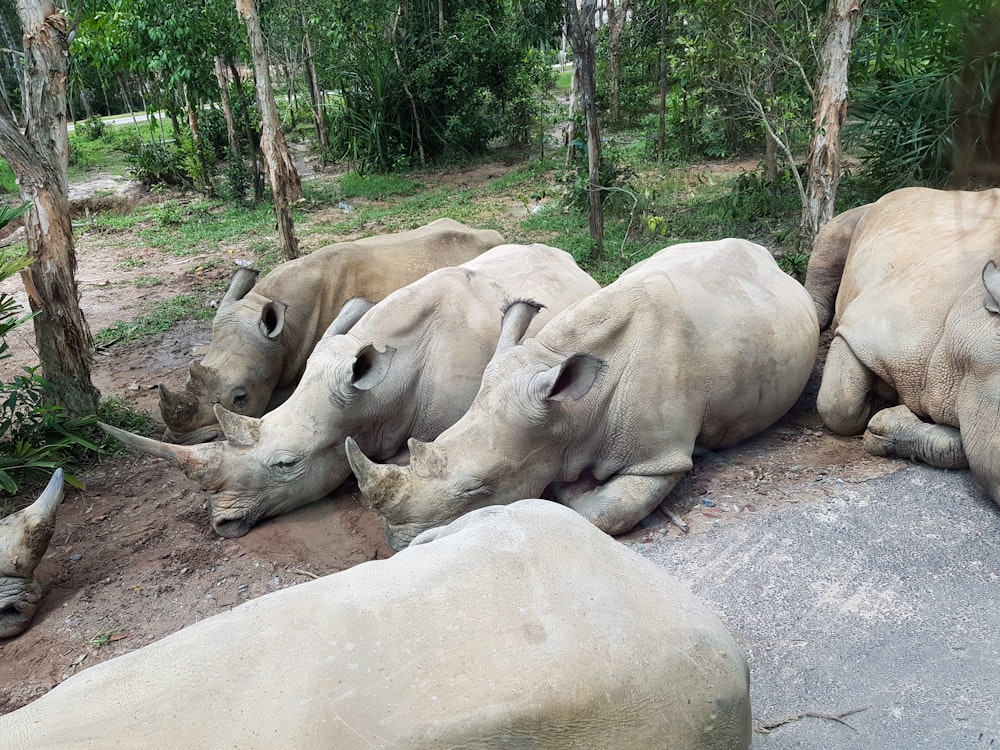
xmin=703 ymin=498 xmax=715 ymax=508
xmin=69 ymin=554 xmax=82 ymax=562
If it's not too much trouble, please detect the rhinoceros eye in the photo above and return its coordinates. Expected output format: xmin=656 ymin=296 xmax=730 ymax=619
xmin=269 ymin=453 xmax=302 ymax=474
xmin=231 ymin=388 xmax=248 ymax=408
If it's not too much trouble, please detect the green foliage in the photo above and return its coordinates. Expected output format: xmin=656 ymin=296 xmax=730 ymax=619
xmin=339 ymin=172 xmax=421 ymax=200
xmin=0 ymin=160 xmax=16 ymax=194
xmin=849 ymin=0 xmax=1000 ymax=189
xmin=0 ymin=367 xmax=98 ymax=494
xmin=124 ymin=142 xmax=188 ymax=186
xmin=76 ymin=115 xmax=107 ymax=141
xmin=559 ymin=139 xmax=640 ymax=219
xmin=777 ymin=251 xmax=810 ymax=281
xmin=324 ymin=0 xmax=563 ymax=172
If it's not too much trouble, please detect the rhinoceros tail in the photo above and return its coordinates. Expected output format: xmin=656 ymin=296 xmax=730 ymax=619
xmin=804 ymin=203 xmax=870 ymax=330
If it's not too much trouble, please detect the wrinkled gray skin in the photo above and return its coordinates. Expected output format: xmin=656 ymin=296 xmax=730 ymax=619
xmin=805 ymin=186 xmax=1000 ymax=508
xmin=103 ymin=244 xmax=599 ymax=538
xmin=0 ymin=470 xmax=64 ymax=638
xmin=158 ymin=218 xmax=504 ymax=444
xmin=348 ymin=239 xmax=819 ymax=550
xmin=0 ymin=500 xmax=751 ymax=750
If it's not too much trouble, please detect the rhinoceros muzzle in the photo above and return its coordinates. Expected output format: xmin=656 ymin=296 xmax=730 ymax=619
xmin=0 ymin=575 xmax=42 ymax=638
xmin=210 ymin=510 xmax=255 ymax=539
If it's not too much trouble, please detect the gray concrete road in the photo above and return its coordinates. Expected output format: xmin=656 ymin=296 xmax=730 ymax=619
xmin=640 ymin=464 xmax=1000 ymax=749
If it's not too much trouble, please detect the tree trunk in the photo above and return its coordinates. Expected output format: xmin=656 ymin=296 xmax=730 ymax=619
xmin=228 ymin=58 xmax=265 ymax=201
xmin=235 ymin=0 xmax=302 ymax=260
xmin=214 ymin=57 xmax=242 ymax=160
xmin=300 ymin=20 xmax=329 ymax=154
xmin=566 ymin=0 xmax=604 ymax=258
xmin=607 ymin=0 xmax=630 ymax=124
xmin=803 ymin=0 xmax=865 ymax=245
xmin=764 ymin=72 xmax=778 ymax=182
xmin=657 ymin=0 xmax=668 ymax=160
xmin=0 ymin=1 xmax=99 ymax=416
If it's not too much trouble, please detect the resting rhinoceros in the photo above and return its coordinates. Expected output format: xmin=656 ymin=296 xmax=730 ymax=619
xmin=0 ymin=470 xmax=63 ymax=638
xmin=805 ymin=186 xmax=1000 ymax=506
xmin=159 ymin=218 xmax=504 ymax=444
xmin=347 ymin=239 xmax=819 ymax=549
xmin=0 ymin=499 xmax=751 ymax=749
xmin=102 ymin=244 xmax=599 ymax=538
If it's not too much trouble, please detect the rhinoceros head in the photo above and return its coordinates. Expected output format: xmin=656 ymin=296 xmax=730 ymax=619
xmin=159 ymin=267 xmax=288 ymax=444
xmin=0 ymin=469 xmax=64 ymax=638
xmin=346 ymin=300 xmax=604 ymax=551
xmin=105 ymin=333 xmax=400 ymax=538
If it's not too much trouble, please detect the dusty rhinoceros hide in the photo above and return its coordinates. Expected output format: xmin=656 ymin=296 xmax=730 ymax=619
xmin=0 ymin=499 xmax=751 ymax=749
xmin=804 ymin=186 xmax=1000 ymax=509
xmin=159 ymin=218 xmax=505 ymax=443
xmin=348 ymin=237 xmax=819 ymax=549
xmin=0 ymin=470 xmax=64 ymax=639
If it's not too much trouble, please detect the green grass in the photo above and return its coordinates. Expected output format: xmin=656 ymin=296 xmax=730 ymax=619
xmin=339 ymin=172 xmax=422 ymax=200
xmin=139 ymin=200 xmax=275 ymax=256
xmin=94 ymin=294 xmax=214 ymax=346
xmin=132 ymin=275 xmax=162 ymax=287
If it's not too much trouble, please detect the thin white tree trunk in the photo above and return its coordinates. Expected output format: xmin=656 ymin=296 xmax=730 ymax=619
xmin=804 ymin=0 xmax=865 ymax=244
xmin=235 ymin=0 xmax=302 ymax=260
xmin=0 ymin=0 xmax=99 ymax=415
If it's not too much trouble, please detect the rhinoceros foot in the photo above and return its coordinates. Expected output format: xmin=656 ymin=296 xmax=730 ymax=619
xmin=864 ymin=405 xmax=969 ymax=470
xmin=0 ymin=576 xmax=43 ymax=638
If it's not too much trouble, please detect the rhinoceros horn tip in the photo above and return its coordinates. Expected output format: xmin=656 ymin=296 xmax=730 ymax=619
xmin=33 ymin=468 xmax=65 ymax=515
xmin=98 ymin=422 xmax=186 ymax=464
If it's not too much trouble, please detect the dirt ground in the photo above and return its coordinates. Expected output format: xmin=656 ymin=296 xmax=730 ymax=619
xmin=0 ymin=163 xmax=904 ymax=715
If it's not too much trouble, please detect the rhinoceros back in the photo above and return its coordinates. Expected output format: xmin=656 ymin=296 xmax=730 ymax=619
xmin=0 ymin=500 xmax=750 ymax=750
xmin=534 ymin=238 xmax=818 ymax=451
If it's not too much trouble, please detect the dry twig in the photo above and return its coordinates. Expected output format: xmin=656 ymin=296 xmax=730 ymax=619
xmin=757 ymin=706 xmax=868 ymax=734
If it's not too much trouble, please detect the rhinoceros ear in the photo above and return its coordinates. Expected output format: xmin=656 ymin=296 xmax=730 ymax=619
xmin=218 ymin=267 xmax=259 ymax=311
xmin=493 ymin=299 xmax=545 ymax=358
xmin=321 ymin=298 xmax=376 ymax=342
xmin=982 ymin=261 xmax=1000 ymax=314
xmin=351 ymin=343 xmax=396 ymax=391
xmin=259 ymin=301 xmax=287 ymax=339
xmin=536 ymin=354 xmax=603 ymax=402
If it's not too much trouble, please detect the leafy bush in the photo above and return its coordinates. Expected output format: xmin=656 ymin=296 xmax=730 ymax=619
xmin=76 ymin=115 xmax=106 ymax=141
xmin=124 ymin=141 xmax=188 ymax=186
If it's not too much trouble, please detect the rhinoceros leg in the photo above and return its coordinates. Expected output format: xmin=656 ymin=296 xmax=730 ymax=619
xmin=862 ymin=404 xmax=968 ymax=469
xmin=817 ymin=334 xmax=879 ymax=435
xmin=559 ymin=472 xmax=686 ymax=536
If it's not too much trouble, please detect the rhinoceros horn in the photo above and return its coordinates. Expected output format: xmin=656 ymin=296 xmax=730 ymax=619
xmin=0 ymin=468 xmax=64 ymax=578
xmin=0 ymin=469 xmax=64 ymax=638
xmin=345 ymin=437 xmax=406 ymax=512
xmin=98 ymin=423 xmax=221 ymax=485
xmin=213 ymin=404 xmax=261 ymax=447
xmin=158 ymin=384 xmax=199 ymax=422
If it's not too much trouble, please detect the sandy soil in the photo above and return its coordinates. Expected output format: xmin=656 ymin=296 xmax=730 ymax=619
xmin=0 ymin=163 xmax=904 ymax=714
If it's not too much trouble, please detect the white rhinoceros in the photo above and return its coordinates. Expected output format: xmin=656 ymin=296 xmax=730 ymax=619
xmin=347 ymin=239 xmax=819 ymax=549
xmin=0 ymin=499 xmax=752 ymax=750
xmin=158 ymin=218 xmax=504 ymax=444
xmin=0 ymin=470 xmax=63 ymax=638
xmin=804 ymin=186 xmax=1000 ymax=504
xmin=103 ymin=244 xmax=599 ymax=538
